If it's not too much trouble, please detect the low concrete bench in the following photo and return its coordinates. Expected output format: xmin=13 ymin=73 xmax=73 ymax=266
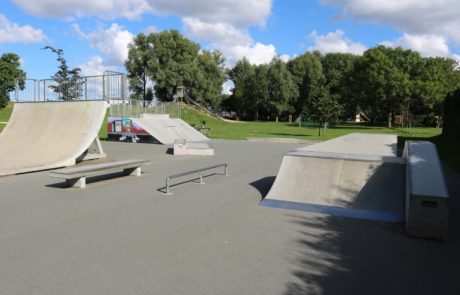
xmin=404 ymin=141 xmax=449 ymax=240
xmin=50 ymin=159 xmax=151 ymax=189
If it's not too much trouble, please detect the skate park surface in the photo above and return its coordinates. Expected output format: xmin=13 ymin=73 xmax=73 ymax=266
xmin=1 ymin=139 xmax=460 ymax=295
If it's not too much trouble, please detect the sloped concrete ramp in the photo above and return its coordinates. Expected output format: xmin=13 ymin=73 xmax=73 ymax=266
xmin=131 ymin=114 xmax=209 ymax=144
xmin=262 ymin=133 xmax=405 ymax=222
xmin=0 ymin=101 xmax=107 ymax=176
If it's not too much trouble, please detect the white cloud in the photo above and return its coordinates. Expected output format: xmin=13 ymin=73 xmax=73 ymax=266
xmin=308 ymin=29 xmax=367 ymax=55
xmin=72 ymin=23 xmax=134 ymax=66
xmin=227 ymin=43 xmax=277 ymax=65
xmin=78 ymin=56 xmax=109 ymax=76
xmin=381 ymin=34 xmax=450 ymax=57
xmin=149 ymin=0 xmax=272 ymax=28
xmin=183 ymin=17 xmax=251 ymax=47
xmin=321 ymin=0 xmax=460 ymax=44
xmin=12 ymin=0 xmax=150 ymax=20
xmin=0 ymin=14 xmax=46 ymax=44
xmin=279 ymin=54 xmax=291 ymax=62
xmin=144 ymin=25 xmax=158 ymax=34
xmin=183 ymin=17 xmax=276 ymax=66
xmin=12 ymin=0 xmax=272 ymax=27
xmin=222 ymin=80 xmax=234 ymax=95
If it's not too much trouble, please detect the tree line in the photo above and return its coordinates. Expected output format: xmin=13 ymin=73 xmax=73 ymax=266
xmin=126 ymin=30 xmax=460 ymax=127
xmin=227 ymin=48 xmax=460 ymax=127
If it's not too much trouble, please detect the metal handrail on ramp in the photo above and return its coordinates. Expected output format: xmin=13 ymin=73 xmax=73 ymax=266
xmin=164 ymin=163 xmax=229 ymax=194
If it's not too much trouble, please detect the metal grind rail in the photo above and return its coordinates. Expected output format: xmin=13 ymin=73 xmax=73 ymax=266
xmin=164 ymin=163 xmax=229 ymax=194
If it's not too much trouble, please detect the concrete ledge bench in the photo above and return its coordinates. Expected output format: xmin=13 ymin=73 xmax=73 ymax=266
xmin=50 ymin=159 xmax=151 ymax=189
xmin=404 ymin=141 xmax=449 ymax=240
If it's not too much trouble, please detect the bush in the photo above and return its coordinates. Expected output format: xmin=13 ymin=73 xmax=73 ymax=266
xmin=443 ymin=89 xmax=460 ymax=141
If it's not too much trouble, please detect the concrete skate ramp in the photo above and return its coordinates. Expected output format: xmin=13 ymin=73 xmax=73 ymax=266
xmin=262 ymin=134 xmax=405 ymax=222
xmin=0 ymin=101 xmax=107 ymax=176
xmin=131 ymin=115 xmax=209 ymax=144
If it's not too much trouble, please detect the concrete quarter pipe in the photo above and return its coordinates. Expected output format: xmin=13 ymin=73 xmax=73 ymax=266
xmin=0 ymin=101 xmax=108 ymax=176
xmin=261 ymin=134 xmax=406 ymax=222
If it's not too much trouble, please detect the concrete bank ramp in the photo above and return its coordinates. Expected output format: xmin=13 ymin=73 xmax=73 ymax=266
xmin=131 ymin=114 xmax=209 ymax=144
xmin=0 ymin=101 xmax=107 ymax=176
xmin=262 ymin=133 xmax=405 ymax=222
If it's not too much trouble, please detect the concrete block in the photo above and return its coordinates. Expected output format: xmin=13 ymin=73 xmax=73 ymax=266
xmin=404 ymin=141 xmax=449 ymax=240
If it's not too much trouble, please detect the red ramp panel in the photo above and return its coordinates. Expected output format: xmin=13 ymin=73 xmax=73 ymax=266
xmin=0 ymin=101 xmax=107 ymax=176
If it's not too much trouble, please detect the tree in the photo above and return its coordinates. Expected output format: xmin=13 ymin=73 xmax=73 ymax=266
xmin=354 ymin=46 xmax=410 ymax=127
xmin=146 ymin=30 xmax=200 ymax=101
xmin=0 ymin=53 xmax=26 ymax=108
xmin=125 ymin=33 xmax=154 ymax=100
xmin=287 ymin=52 xmax=325 ymax=116
xmin=321 ymin=53 xmax=359 ymax=119
xmin=189 ymin=50 xmax=226 ymax=107
xmin=43 ymin=46 xmax=83 ymax=101
xmin=251 ymin=64 xmax=270 ymax=120
xmin=266 ymin=57 xmax=298 ymax=121
xmin=228 ymin=58 xmax=256 ymax=119
xmin=305 ymin=84 xmax=343 ymax=135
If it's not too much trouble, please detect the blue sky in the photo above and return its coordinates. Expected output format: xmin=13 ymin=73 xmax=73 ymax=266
xmin=1 ymin=0 xmax=459 ymax=80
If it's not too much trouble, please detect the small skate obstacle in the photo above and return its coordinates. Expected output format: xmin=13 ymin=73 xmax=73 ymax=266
xmin=50 ymin=159 xmax=151 ymax=189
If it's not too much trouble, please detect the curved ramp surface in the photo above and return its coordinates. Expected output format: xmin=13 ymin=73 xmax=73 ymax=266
xmin=0 ymin=101 xmax=107 ymax=176
xmin=131 ymin=116 xmax=209 ymax=144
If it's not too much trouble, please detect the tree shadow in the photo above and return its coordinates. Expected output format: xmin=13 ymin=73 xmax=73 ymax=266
xmin=280 ymin=165 xmax=460 ymax=295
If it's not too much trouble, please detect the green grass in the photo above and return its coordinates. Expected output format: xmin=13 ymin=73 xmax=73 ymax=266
xmin=180 ymin=104 xmax=441 ymax=142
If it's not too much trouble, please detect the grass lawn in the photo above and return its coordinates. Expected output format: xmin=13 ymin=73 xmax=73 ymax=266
xmin=179 ymin=104 xmax=441 ymax=143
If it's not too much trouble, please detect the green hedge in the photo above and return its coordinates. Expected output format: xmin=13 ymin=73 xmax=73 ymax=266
xmin=443 ymin=89 xmax=460 ymax=141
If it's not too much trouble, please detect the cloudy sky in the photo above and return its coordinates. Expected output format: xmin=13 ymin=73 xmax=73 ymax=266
xmin=1 ymin=0 xmax=459 ymax=79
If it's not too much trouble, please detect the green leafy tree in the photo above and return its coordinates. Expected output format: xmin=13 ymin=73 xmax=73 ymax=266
xmin=251 ymin=64 xmax=270 ymax=120
xmin=228 ymin=58 xmax=256 ymax=119
xmin=305 ymin=84 xmax=343 ymax=135
xmin=266 ymin=57 xmax=298 ymax=121
xmin=0 ymin=53 xmax=26 ymax=108
xmin=147 ymin=30 xmax=200 ymax=101
xmin=43 ymin=46 xmax=83 ymax=101
xmin=125 ymin=34 xmax=154 ymax=100
xmin=189 ymin=50 xmax=226 ymax=107
xmin=321 ymin=53 xmax=359 ymax=119
xmin=287 ymin=52 xmax=325 ymax=117
xmin=355 ymin=46 xmax=410 ymax=127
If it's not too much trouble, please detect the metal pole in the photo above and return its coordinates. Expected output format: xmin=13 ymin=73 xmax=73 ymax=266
xmin=224 ymin=164 xmax=229 ymax=176
xmin=199 ymin=172 xmax=204 ymax=184
xmin=166 ymin=177 xmax=170 ymax=194
xmin=102 ymin=75 xmax=106 ymax=100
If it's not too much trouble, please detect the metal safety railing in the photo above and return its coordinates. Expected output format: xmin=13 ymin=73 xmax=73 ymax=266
xmin=164 ymin=163 xmax=229 ymax=194
xmin=109 ymin=99 xmax=181 ymax=118
xmin=13 ymin=72 xmax=128 ymax=102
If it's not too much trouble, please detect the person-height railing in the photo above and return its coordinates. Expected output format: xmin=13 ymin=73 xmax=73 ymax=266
xmin=13 ymin=72 xmax=128 ymax=102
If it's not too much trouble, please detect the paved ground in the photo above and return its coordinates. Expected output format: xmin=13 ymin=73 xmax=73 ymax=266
xmin=0 ymin=140 xmax=459 ymax=295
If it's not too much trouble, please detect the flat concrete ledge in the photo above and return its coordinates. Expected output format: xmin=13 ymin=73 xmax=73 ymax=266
xmin=404 ymin=141 xmax=449 ymax=240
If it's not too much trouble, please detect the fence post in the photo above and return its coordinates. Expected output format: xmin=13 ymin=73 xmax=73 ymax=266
xmin=166 ymin=177 xmax=170 ymax=194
